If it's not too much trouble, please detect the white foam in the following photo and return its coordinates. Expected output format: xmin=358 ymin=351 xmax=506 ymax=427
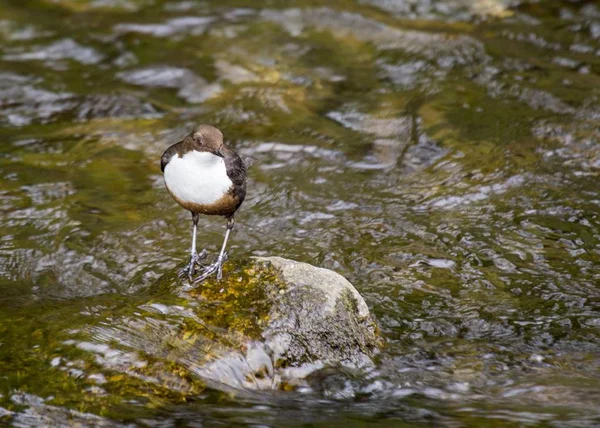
xmin=164 ymin=151 xmax=232 ymax=205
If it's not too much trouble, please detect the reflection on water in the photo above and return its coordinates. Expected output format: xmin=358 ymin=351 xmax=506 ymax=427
xmin=1 ymin=0 xmax=599 ymax=425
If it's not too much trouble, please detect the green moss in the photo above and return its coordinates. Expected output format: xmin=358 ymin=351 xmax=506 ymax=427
xmin=184 ymin=258 xmax=285 ymax=340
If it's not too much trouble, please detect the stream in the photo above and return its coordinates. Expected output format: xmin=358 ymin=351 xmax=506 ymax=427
xmin=1 ymin=0 xmax=600 ymax=426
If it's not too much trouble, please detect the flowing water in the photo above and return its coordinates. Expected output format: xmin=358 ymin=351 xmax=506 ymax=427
xmin=1 ymin=0 xmax=600 ymax=426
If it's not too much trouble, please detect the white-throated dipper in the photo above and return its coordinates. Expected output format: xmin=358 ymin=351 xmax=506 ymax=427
xmin=161 ymin=124 xmax=247 ymax=283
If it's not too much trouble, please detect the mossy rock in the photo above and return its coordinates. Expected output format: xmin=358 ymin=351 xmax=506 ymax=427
xmin=74 ymin=257 xmax=383 ymax=392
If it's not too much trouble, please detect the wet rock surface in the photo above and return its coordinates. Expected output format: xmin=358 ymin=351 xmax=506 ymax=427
xmin=68 ymin=257 xmax=381 ymax=392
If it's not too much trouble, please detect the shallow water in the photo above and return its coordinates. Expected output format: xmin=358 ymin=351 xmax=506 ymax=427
xmin=1 ymin=0 xmax=600 ymax=426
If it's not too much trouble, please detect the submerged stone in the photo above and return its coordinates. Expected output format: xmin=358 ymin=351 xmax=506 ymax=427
xmin=0 ymin=72 xmax=75 ymax=127
xmin=3 ymin=38 xmax=104 ymax=64
xmin=116 ymin=66 xmax=221 ymax=103
xmin=76 ymin=94 xmax=159 ymax=120
xmin=72 ymin=257 xmax=382 ymax=392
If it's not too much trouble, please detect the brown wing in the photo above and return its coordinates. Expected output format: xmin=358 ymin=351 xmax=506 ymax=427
xmin=222 ymin=145 xmax=247 ymax=210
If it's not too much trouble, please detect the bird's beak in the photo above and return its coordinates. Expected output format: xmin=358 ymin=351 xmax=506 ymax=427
xmin=215 ymin=149 xmax=224 ymax=158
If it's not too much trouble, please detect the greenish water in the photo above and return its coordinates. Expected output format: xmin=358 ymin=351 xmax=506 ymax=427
xmin=1 ymin=0 xmax=600 ymax=425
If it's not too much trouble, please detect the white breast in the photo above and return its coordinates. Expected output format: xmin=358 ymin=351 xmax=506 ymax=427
xmin=163 ymin=151 xmax=232 ymax=205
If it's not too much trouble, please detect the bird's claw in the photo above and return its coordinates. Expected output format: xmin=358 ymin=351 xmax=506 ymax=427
xmin=178 ymin=263 xmax=195 ymax=281
xmin=178 ymin=249 xmax=207 ymax=281
xmin=193 ymin=253 xmax=227 ymax=284
xmin=192 ymin=265 xmax=216 ymax=284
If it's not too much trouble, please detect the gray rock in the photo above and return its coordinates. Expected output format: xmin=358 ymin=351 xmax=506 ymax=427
xmin=67 ymin=257 xmax=382 ymax=392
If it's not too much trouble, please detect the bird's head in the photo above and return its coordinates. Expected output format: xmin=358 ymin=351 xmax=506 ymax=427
xmin=191 ymin=124 xmax=224 ymax=154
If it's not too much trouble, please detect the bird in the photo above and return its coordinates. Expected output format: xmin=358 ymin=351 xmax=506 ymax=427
xmin=160 ymin=124 xmax=247 ymax=283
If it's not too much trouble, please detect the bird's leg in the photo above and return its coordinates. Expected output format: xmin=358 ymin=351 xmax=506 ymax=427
xmin=194 ymin=217 xmax=235 ymax=284
xmin=179 ymin=212 xmax=207 ymax=280
xmin=215 ymin=217 xmax=234 ymax=280
xmin=190 ymin=213 xmax=208 ymax=265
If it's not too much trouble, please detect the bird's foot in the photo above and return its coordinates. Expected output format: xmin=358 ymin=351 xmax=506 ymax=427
xmin=193 ymin=252 xmax=228 ymax=284
xmin=178 ymin=262 xmax=194 ymax=281
xmin=178 ymin=249 xmax=207 ymax=281
xmin=195 ymin=248 xmax=208 ymax=264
